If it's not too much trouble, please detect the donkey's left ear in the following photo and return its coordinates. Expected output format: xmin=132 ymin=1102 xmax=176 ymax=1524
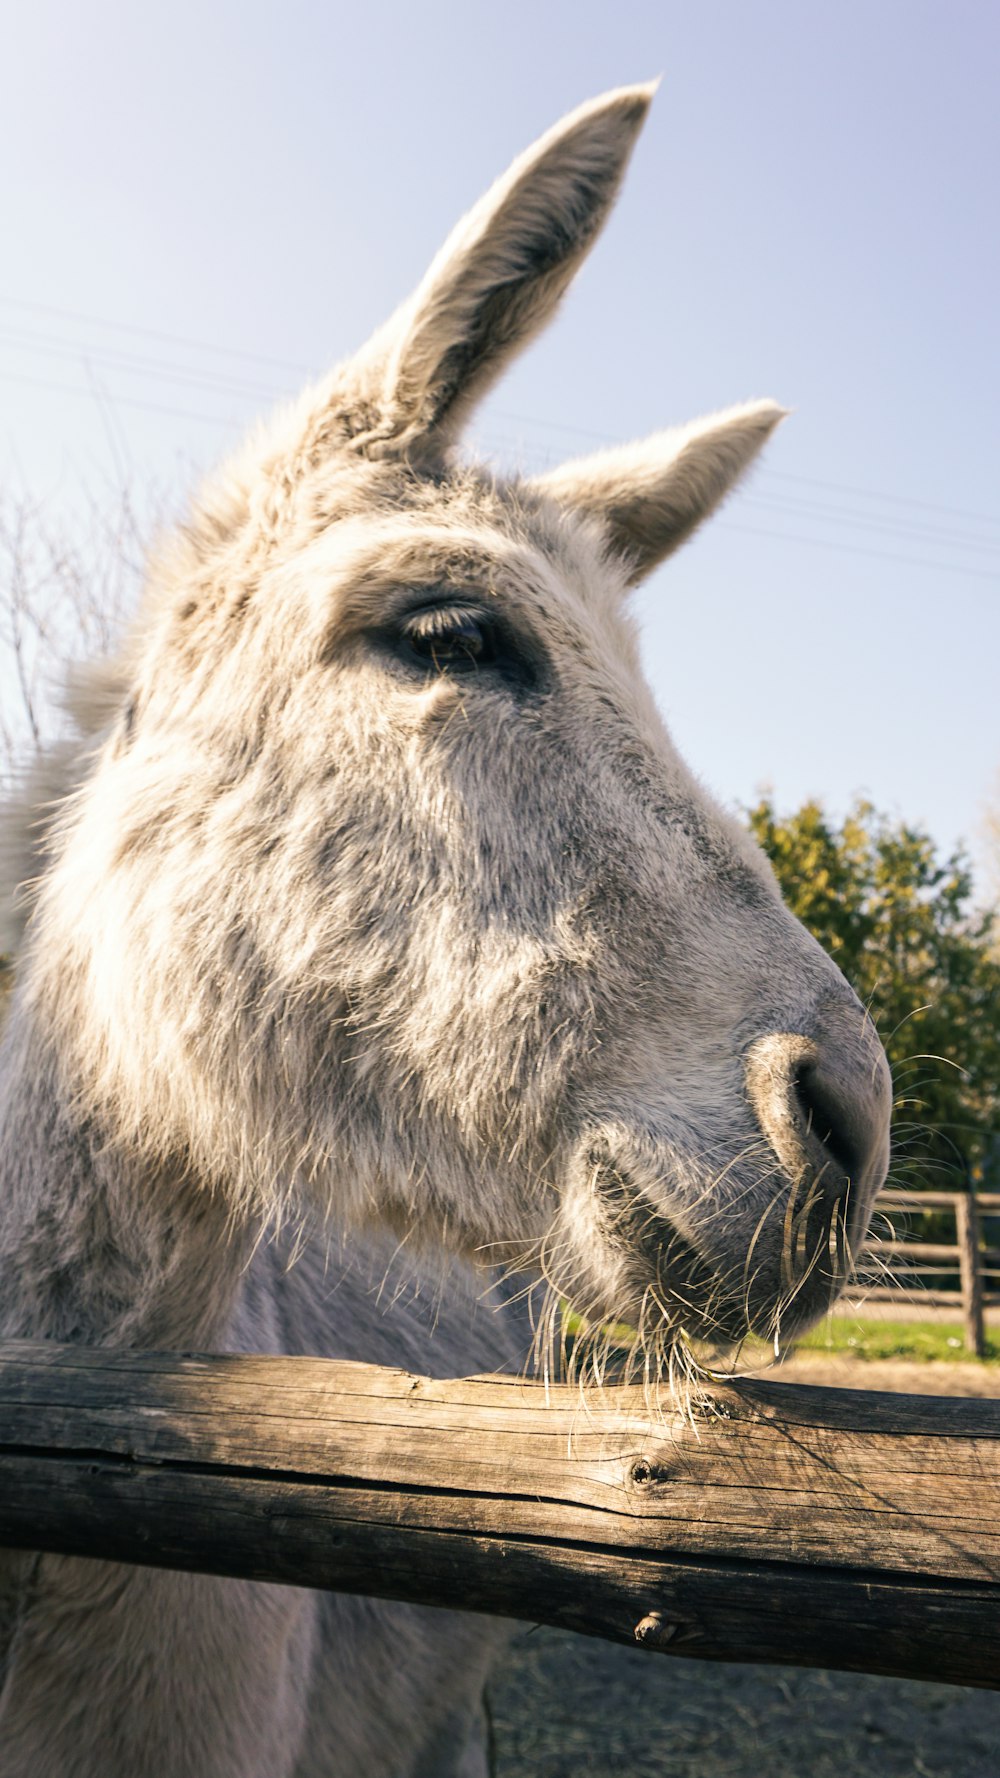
xmin=532 ymin=401 xmax=787 ymax=584
xmin=362 ymin=83 xmax=655 ymax=456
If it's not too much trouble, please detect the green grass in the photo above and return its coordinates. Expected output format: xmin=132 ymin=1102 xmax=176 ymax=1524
xmin=793 ymin=1315 xmax=1000 ymax=1364
xmin=564 ymin=1304 xmax=1000 ymax=1366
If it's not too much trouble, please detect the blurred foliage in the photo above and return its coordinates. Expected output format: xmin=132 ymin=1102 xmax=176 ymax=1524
xmin=747 ymin=796 xmax=1000 ymax=1197
xmin=982 ymin=772 xmax=1000 ymax=959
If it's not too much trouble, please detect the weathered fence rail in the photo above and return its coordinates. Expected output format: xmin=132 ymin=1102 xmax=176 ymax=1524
xmin=857 ymin=1186 xmax=1000 ymax=1356
xmin=1 ymin=1340 xmax=999 ymax=1690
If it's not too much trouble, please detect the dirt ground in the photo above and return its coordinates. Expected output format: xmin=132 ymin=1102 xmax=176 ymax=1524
xmin=490 ymin=1633 xmax=1000 ymax=1778
xmin=761 ymin=1346 xmax=1000 ymax=1397
xmin=488 ymin=1356 xmax=1000 ymax=1777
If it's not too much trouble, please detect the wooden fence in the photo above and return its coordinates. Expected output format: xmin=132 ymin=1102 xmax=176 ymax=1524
xmin=856 ymin=1186 xmax=1000 ymax=1357
xmin=1 ymin=1189 xmax=999 ymax=1697
xmin=1 ymin=1340 xmax=999 ymax=1691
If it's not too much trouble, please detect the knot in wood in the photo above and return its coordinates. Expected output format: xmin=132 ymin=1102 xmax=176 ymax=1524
xmin=630 ymin=1457 xmax=668 ymax=1486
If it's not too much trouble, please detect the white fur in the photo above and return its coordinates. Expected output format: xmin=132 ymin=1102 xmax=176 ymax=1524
xmin=0 ymin=85 xmax=890 ymax=1776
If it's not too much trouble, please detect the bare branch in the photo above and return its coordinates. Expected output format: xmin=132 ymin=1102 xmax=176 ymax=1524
xmin=0 ymin=481 xmax=155 ymax=784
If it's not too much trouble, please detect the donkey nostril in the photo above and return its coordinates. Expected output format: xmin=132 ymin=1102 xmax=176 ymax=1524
xmin=745 ymin=1026 xmax=891 ymax=1213
xmin=793 ymin=1060 xmax=866 ymax=1184
xmin=742 ymin=1022 xmax=892 ymax=1331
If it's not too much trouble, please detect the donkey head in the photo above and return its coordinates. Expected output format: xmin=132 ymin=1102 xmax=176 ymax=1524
xmin=28 ymin=85 xmax=890 ymax=1352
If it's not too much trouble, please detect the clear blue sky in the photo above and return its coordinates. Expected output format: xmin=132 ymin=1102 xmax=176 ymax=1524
xmin=2 ymin=2 xmax=998 ymax=870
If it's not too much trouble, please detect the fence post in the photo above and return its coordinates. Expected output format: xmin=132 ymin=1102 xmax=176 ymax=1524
xmin=956 ymin=1183 xmax=986 ymax=1358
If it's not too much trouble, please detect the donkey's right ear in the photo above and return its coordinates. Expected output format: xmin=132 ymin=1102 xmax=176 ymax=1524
xmin=357 ymin=83 xmax=655 ymax=459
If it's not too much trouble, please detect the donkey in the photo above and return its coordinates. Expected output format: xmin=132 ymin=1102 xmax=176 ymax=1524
xmin=0 ymin=83 xmax=890 ymax=1777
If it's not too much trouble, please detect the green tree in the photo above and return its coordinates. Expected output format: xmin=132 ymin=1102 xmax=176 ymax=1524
xmin=747 ymin=796 xmax=1000 ymax=1196
xmin=980 ymin=767 xmax=1000 ymax=961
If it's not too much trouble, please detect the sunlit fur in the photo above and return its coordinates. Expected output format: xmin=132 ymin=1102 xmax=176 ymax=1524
xmin=0 ymin=85 xmax=889 ymax=1778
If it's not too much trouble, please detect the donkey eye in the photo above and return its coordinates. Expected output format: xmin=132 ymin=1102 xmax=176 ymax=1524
xmin=399 ymin=605 xmax=497 ymax=673
xmin=384 ymin=599 xmax=545 ymax=695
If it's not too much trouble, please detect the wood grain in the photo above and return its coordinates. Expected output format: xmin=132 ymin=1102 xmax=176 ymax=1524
xmin=0 ymin=1341 xmax=997 ymax=1689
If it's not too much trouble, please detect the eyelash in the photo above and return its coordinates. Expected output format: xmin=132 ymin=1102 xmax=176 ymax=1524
xmin=399 ymin=602 xmax=498 ymax=672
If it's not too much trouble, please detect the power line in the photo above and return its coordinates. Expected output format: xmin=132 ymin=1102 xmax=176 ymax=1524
xmin=481 ymin=430 xmax=1000 ymax=565
xmin=0 ymin=296 xmax=313 ymax=377
xmin=767 ymin=469 xmax=1000 ymax=532
xmin=725 ymin=522 xmax=999 ymax=581
xmin=2 ymin=305 xmax=997 ymax=579
xmin=490 ymin=409 xmax=1000 ymax=531
xmin=5 ymin=383 xmax=979 ymax=582
xmin=3 ymin=293 xmax=997 ymax=533
xmin=0 ymin=325 xmax=293 ymax=406
xmin=0 ymin=368 xmax=241 ymax=428
xmin=745 ymin=494 xmax=1000 ymax=558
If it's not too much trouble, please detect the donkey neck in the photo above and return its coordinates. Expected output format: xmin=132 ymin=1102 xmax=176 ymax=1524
xmin=0 ymin=992 xmax=256 ymax=1351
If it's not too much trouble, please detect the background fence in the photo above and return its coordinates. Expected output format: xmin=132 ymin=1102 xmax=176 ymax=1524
xmin=855 ymin=1186 xmax=1000 ymax=1357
